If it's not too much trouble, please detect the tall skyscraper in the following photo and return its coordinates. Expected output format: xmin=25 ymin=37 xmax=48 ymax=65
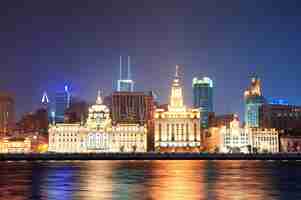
xmin=0 ymin=93 xmax=15 ymax=136
xmin=244 ymin=76 xmax=265 ymax=128
xmin=55 ymin=85 xmax=71 ymax=123
xmin=192 ymin=77 xmax=213 ymax=128
xmin=117 ymin=56 xmax=134 ymax=92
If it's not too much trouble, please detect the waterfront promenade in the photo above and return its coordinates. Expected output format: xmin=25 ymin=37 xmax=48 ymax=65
xmin=1 ymin=153 xmax=301 ymax=161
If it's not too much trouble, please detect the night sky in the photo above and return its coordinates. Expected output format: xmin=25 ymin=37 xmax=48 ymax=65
xmin=1 ymin=0 xmax=301 ymax=120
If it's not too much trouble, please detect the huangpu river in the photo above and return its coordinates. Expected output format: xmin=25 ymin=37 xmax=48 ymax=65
xmin=0 ymin=160 xmax=301 ymax=200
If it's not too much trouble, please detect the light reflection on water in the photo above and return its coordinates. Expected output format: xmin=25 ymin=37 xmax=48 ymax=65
xmin=0 ymin=160 xmax=300 ymax=200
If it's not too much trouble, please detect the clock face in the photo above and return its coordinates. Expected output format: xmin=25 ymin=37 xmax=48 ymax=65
xmin=94 ymin=111 xmax=105 ymax=120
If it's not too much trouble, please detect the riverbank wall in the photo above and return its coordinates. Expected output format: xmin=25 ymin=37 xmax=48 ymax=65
xmin=1 ymin=153 xmax=301 ymax=161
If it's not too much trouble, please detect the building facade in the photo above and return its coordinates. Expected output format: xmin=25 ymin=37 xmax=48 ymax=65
xmin=217 ymin=119 xmax=251 ymax=153
xmin=250 ymin=128 xmax=279 ymax=153
xmin=280 ymin=136 xmax=301 ymax=153
xmin=85 ymin=90 xmax=113 ymax=152
xmin=49 ymin=91 xmax=147 ymax=153
xmin=204 ymin=118 xmax=279 ymax=153
xmin=244 ymin=76 xmax=265 ymax=128
xmin=192 ymin=77 xmax=213 ymax=128
xmin=0 ymin=93 xmax=15 ymax=137
xmin=110 ymin=123 xmax=147 ymax=152
xmin=154 ymin=66 xmax=201 ymax=152
xmin=0 ymin=137 xmax=31 ymax=153
xmin=259 ymin=104 xmax=301 ymax=130
xmin=48 ymin=123 xmax=88 ymax=153
xmin=111 ymin=91 xmax=155 ymax=151
xmin=111 ymin=92 xmax=154 ymax=124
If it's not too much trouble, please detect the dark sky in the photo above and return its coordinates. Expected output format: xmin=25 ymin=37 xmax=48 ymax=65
xmin=1 ymin=0 xmax=301 ymax=120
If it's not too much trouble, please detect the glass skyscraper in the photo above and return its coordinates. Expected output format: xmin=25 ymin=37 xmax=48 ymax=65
xmin=55 ymin=86 xmax=71 ymax=123
xmin=192 ymin=77 xmax=213 ymax=128
xmin=244 ymin=76 xmax=265 ymax=128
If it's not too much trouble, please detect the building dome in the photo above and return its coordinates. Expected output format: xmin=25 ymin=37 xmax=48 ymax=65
xmin=86 ymin=90 xmax=111 ymax=130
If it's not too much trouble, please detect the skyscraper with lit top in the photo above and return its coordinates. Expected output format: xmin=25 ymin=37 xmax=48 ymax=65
xmin=117 ymin=56 xmax=134 ymax=92
xmin=244 ymin=76 xmax=266 ymax=128
xmin=192 ymin=76 xmax=213 ymax=128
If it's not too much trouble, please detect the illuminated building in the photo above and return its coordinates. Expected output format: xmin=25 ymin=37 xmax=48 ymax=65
xmin=85 ymin=91 xmax=112 ymax=152
xmin=154 ymin=65 xmax=201 ymax=152
xmin=204 ymin=118 xmax=279 ymax=153
xmin=55 ymin=85 xmax=72 ymax=123
xmin=192 ymin=77 xmax=213 ymax=128
xmin=0 ymin=93 xmax=15 ymax=137
xmin=280 ymin=132 xmax=301 ymax=153
xmin=112 ymin=91 xmax=155 ymax=151
xmin=110 ymin=123 xmax=147 ymax=152
xmin=259 ymin=103 xmax=301 ymax=130
xmin=250 ymin=128 xmax=279 ymax=153
xmin=117 ymin=56 xmax=134 ymax=92
xmin=49 ymin=91 xmax=147 ymax=153
xmin=205 ymin=118 xmax=250 ymax=153
xmin=86 ymin=92 xmax=147 ymax=152
xmin=244 ymin=76 xmax=266 ymax=128
xmin=0 ymin=137 xmax=31 ymax=153
xmin=48 ymin=123 xmax=88 ymax=153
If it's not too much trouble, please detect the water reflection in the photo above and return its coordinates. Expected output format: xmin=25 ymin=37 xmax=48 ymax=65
xmin=208 ymin=161 xmax=275 ymax=200
xmin=0 ymin=160 xmax=301 ymax=199
xmin=0 ymin=161 xmax=32 ymax=200
xmin=148 ymin=161 xmax=205 ymax=200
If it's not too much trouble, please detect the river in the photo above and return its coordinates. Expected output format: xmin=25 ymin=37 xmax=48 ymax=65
xmin=0 ymin=160 xmax=300 ymax=200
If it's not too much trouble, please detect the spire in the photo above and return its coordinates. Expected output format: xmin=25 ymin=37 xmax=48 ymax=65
xmin=128 ymin=56 xmax=131 ymax=80
xmin=175 ymin=65 xmax=179 ymax=78
xmin=169 ymin=65 xmax=184 ymax=110
xmin=41 ymin=91 xmax=49 ymax=104
xmin=96 ymin=90 xmax=103 ymax=104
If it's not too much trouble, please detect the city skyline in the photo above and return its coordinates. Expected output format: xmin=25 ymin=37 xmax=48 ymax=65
xmin=1 ymin=1 xmax=301 ymax=120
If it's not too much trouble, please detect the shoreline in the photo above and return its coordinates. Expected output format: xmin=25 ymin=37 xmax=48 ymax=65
xmin=1 ymin=153 xmax=301 ymax=161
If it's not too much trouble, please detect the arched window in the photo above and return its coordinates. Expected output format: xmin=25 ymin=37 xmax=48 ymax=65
xmin=172 ymin=124 xmax=175 ymax=141
xmin=158 ymin=123 xmax=162 ymax=141
xmin=167 ymin=124 xmax=170 ymax=141
xmin=186 ymin=123 xmax=189 ymax=141
xmin=181 ymin=124 xmax=184 ymax=141
xmin=194 ymin=123 xmax=197 ymax=141
xmin=176 ymin=124 xmax=179 ymax=141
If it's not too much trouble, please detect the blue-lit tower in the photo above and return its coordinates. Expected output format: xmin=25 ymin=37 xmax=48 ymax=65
xmin=117 ymin=56 xmax=134 ymax=92
xmin=55 ymin=85 xmax=71 ymax=123
xmin=192 ymin=77 xmax=213 ymax=128
xmin=244 ymin=76 xmax=266 ymax=128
